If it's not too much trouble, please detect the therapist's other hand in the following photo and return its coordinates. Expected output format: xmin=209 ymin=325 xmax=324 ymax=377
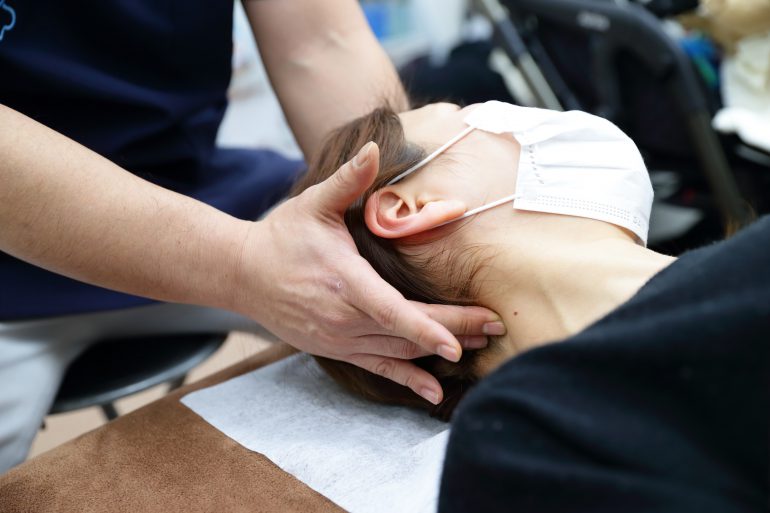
xmin=236 ymin=142 xmax=504 ymax=405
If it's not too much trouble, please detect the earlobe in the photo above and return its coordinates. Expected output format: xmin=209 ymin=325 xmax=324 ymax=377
xmin=364 ymin=189 xmax=467 ymax=239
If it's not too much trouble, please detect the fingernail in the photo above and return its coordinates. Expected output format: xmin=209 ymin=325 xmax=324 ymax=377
xmin=438 ymin=344 xmax=460 ymax=362
xmin=460 ymin=335 xmax=489 ymax=350
xmin=353 ymin=141 xmax=374 ymax=169
xmin=420 ymin=387 xmax=440 ymax=405
xmin=483 ymin=321 xmax=506 ymax=336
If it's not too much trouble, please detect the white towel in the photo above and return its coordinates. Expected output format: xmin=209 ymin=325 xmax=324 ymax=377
xmin=714 ymin=31 xmax=770 ymax=152
xmin=181 ymin=354 xmax=449 ymax=513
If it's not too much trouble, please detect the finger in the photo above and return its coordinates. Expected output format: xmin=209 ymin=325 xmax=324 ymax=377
xmin=355 ymin=335 xmax=433 ymax=360
xmin=354 ymin=334 xmax=488 ymax=359
xmin=346 ymin=259 xmax=462 ymax=362
xmin=311 ymin=141 xmax=380 ymax=215
xmin=414 ymin=302 xmax=507 ymax=337
xmin=458 ymin=335 xmax=489 ymax=350
xmin=348 ymin=354 xmax=444 ymax=405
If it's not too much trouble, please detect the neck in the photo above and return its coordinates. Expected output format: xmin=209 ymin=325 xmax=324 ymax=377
xmin=471 ymin=219 xmax=676 ymax=375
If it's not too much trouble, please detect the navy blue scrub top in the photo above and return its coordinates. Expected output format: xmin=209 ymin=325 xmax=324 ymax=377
xmin=0 ymin=1 xmax=301 ymax=320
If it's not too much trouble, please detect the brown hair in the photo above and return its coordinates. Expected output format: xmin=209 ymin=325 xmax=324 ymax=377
xmin=292 ymin=105 xmax=487 ymax=421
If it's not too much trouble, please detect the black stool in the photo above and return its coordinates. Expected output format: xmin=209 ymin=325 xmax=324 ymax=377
xmin=50 ymin=333 xmax=227 ymax=420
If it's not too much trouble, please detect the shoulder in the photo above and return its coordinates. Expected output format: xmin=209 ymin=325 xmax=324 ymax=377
xmin=674 ymin=214 xmax=770 ymax=278
xmin=441 ymin=333 xmax=769 ymax=513
xmin=596 ymin=215 xmax=770 ymax=340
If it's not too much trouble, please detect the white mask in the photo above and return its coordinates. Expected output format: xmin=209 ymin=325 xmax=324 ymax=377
xmin=388 ymin=101 xmax=654 ymax=245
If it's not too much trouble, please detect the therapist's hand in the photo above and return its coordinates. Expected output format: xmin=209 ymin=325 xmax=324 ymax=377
xmin=235 ymin=142 xmax=505 ymax=405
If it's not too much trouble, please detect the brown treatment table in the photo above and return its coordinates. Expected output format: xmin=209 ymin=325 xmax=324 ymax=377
xmin=0 ymin=344 xmax=346 ymax=513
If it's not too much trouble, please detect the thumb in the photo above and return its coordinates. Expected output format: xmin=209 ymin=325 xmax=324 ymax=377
xmin=313 ymin=141 xmax=380 ymax=215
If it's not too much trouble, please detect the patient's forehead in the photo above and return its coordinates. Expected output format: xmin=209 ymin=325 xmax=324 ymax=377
xmin=398 ymin=103 xmax=469 ymax=149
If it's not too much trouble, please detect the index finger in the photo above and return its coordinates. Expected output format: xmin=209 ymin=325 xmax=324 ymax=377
xmin=347 ymin=353 xmax=444 ymax=405
xmin=346 ymin=259 xmax=463 ymax=362
xmin=413 ymin=302 xmax=506 ymax=337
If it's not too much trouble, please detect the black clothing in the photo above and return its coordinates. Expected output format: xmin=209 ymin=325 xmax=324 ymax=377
xmin=1 ymin=0 xmax=232 ymax=172
xmin=440 ymin=216 xmax=770 ymax=512
xmin=0 ymin=1 xmax=302 ymax=319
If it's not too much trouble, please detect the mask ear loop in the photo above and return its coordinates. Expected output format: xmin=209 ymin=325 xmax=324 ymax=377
xmin=433 ymin=192 xmax=520 ymax=229
xmin=387 ymin=126 xmax=476 ymax=185
xmin=386 ymin=123 xmax=521 ymax=229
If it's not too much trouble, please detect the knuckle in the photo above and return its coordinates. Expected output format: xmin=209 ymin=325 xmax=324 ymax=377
xmin=323 ymin=310 xmax=350 ymax=332
xmin=458 ymin=316 xmax=473 ymax=335
xmin=373 ymin=359 xmax=396 ymax=380
xmin=304 ymin=322 xmax=323 ymax=341
xmin=331 ymin=164 xmax=352 ymax=189
xmin=412 ymin=326 xmax=433 ymax=350
xmin=403 ymin=373 xmax=419 ymax=393
xmin=374 ymin=302 xmax=399 ymax=330
xmin=404 ymin=341 xmax=424 ymax=360
xmin=388 ymin=339 xmax=414 ymax=360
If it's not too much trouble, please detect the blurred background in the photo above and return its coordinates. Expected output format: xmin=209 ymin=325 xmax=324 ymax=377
xmin=32 ymin=0 xmax=770 ymax=458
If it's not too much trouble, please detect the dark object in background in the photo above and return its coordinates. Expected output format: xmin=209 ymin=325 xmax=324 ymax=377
xmin=632 ymin=0 xmax=700 ymax=17
xmin=464 ymin=0 xmax=769 ymax=252
xmin=496 ymin=0 xmax=770 ymax=251
xmin=51 ymin=334 xmax=226 ymax=420
xmin=400 ymin=41 xmax=515 ymax=107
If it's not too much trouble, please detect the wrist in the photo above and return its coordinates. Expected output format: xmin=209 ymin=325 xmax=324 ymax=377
xmin=178 ymin=209 xmax=256 ymax=316
xmin=218 ymin=218 xmax=268 ymax=320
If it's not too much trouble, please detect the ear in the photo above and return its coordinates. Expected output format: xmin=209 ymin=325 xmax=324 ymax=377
xmin=364 ymin=188 xmax=467 ymax=239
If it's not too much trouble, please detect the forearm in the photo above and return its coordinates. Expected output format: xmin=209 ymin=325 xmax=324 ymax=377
xmin=0 ymin=104 xmax=248 ymax=312
xmin=244 ymin=0 xmax=408 ymax=158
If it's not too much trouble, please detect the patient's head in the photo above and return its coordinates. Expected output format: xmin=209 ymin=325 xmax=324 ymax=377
xmin=291 ymin=103 xmax=507 ymax=420
xmin=293 ymin=101 xmax=650 ymax=420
